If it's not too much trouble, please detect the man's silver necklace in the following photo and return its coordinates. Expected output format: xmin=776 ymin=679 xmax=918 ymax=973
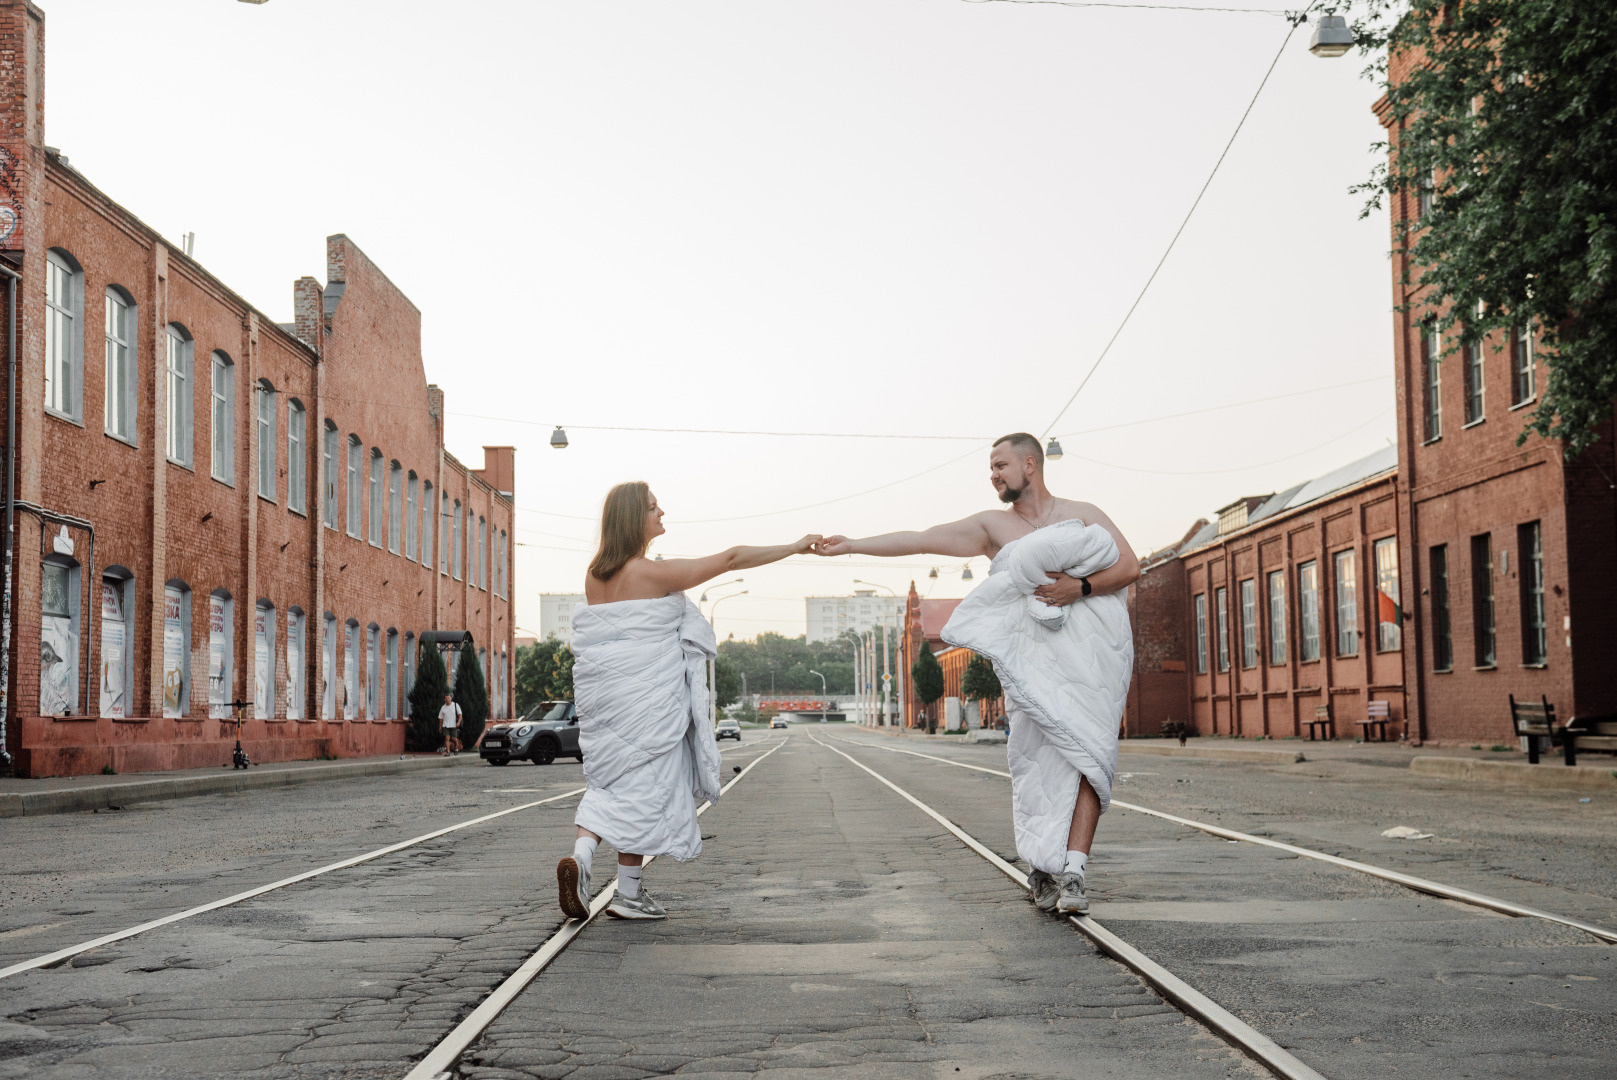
xmin=1018 ymin=499 xmax=1057 ymax=533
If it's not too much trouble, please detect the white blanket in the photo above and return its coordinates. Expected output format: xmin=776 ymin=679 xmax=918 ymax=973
xmin=941 ymin=519 xmax=1134 ymax=874
xmin=569 ymin=594 xmax=722 ymax=861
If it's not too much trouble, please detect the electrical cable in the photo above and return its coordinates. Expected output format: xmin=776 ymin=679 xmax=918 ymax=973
xmin=960 ymin=0 xmax=1289 ymax=12
xmin=1039 ymin=12 xmax=1309 ymax=439
xmin=1064 ymin=408 xmax=1392 ymax=476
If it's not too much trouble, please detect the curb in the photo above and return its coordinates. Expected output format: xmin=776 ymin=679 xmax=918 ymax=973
xmin=1410 ymin=755 xmax=1617 ymax=792
xmin=0 ymin=754 xmax=484 ymax=818
xmin=1118 ymin=741 xmax=1306 ymax=765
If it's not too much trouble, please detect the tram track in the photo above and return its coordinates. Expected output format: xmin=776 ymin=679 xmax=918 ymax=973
xmin=0 ymin=739 xmax=776 ymax=982
xmin=829 ymin=731 xmax=1617 ymax=944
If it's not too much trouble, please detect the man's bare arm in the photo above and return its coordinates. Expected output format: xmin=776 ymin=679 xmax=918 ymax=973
xmin=1032 ymin=503 xmax=1142 ymax=606
xmin=819 ymin=514 xmax=993 ymax=559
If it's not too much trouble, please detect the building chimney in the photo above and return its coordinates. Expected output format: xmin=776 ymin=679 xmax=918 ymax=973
xmin=292 ymin=276 xmax=324 ymax=355
xmin=0 ymin=1 xmax=46 ymax=257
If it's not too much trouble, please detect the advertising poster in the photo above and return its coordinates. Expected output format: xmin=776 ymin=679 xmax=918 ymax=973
xmin=162 ymin=586 xmax=185 ymax=718
xmin=321 ymin=617 xmax=335 ymax=720
xmin=40 ymin=564 xmax=77 ymax=716
xmin=343 ymin=633 xmax=357 ymax=720
xmin=285 ymin=613 xmax=301 ymax=720
xmin=99 ymin=582 xmax=126 ymax=719
xmin=208 ymin=595 xmax=229 ymax=718
xmin=254 ymin=607 xmax=271 ymax=719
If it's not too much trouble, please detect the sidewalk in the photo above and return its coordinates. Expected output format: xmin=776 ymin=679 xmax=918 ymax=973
xmin=0 ymin=752 xmax=483 ymax=818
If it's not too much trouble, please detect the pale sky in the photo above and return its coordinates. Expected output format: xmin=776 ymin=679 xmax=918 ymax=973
xmin=45 ymin=0 xmax=1394 ymax=641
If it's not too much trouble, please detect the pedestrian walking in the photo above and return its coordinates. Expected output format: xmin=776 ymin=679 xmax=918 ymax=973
xmin=438 ymin=692 xmax=462 ymax=755
xmin=816 ymin=433 xmax=1139 ymax=916
xmin=556 ymin=480 xmax=819 ymax=921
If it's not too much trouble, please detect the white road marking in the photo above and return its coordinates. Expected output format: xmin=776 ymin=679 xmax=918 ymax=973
xmin=810 ymin=733 xmax=1328 ymax=1080
xmin=829 ymin=732 xmax=1617 ymax=944
xmin=405 ymin=736 xmax=789 ymax=1080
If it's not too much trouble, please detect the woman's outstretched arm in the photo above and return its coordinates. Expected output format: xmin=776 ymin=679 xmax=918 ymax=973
xmin=641 ymin=535 xmax=821 ymax=595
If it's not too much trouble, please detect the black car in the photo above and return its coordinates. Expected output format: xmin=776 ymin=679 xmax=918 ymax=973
xmin=480 ymin=701 xmax=581 ymax=765
xmin=715 ymin=718 xmax=742 ymax=741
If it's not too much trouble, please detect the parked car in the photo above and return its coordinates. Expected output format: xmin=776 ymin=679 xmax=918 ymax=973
xmin=715 ymin=718 xmax=742 ymax=741
xmin=480 ymin=701 xmax=580 ymax=765
xmin=770 ymin=718 xmax=788 ymax=729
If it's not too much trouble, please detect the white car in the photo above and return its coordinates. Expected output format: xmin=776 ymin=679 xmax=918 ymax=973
xmin=715 ymin=718 xmax=742 ymax=741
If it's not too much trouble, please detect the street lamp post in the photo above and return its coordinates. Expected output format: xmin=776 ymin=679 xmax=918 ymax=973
xmin=706 ymin=589 xmax=747 ymax=726
xmin=809 ymin=668 xmax=827 ymax=723
xmin=854 ymin=580 xmax=901 ymax=729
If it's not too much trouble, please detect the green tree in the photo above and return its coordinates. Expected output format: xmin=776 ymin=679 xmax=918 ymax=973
xmin=544 ymin=643 xmax=574 ymax=701
xmin=407 ymin=641 xmax=451 ymax=752
xmin=911 ymin=641 xmax=945 ymax=733
xmin=712 ymin=655 xmax=740 ymax=709
xmin=961 ymin=653 xmax=1002 ymax=715
xmin=514 ymin=639 xmax=576 ymax=717
xmin=454 ymin=647 xmax=489 ymax=748
xmin=1350 ymin=0 xmax=1617 ymax=454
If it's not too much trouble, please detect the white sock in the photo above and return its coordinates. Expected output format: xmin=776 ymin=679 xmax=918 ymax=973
xmin=617 ymin=864 xmax=642 ymax=899
xmin=572 ymin=836 xmax=598 ymax=877
xmin=1064 ymin=850 xmax=1088 ymax=878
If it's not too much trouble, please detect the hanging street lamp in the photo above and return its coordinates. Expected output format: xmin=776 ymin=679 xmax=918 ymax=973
xmin=1309 ymin=14 xmax=1354 ymax=58
xmin=1045 ymin=438 xmax=1064 ymax=461
xmin=549 ymin=426 xmax=569 ymax=449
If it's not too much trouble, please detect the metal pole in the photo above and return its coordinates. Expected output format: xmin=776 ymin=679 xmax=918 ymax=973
xmin=881 ymin=619 xmax=890 ymax=727
xmin=0 ymin=265 xmax=19 ymax=766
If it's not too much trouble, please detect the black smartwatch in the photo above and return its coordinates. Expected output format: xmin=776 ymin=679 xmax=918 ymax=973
xmin=1079 ymin=576 xmax=1093 ymax=597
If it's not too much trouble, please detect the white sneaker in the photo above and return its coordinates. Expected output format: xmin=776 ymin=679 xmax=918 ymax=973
xmin=606 ymin=889 xmax=667 ymax=920
xmin=1054 ymin=871 xmax=1089 ymax=916
xmin=556 ymin=856 xmax=591 ymax=919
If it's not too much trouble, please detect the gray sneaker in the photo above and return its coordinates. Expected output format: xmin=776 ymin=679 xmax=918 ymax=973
xmin=606 ymin=889 xmax=667 ymax=920
xmin=1027 ymin=869 xmax=1059 ymax=912
xmin=556 ymin=856 xmax=591 ymax=920
xmin=1055 ymin=871 xmax=1088 ymax=916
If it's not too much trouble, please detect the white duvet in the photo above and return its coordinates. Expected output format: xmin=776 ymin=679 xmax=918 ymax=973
xmin=941 ymin=519 xmax=1134 ymax=874
xmin=569 ymin=594 xmax=723 ymax=861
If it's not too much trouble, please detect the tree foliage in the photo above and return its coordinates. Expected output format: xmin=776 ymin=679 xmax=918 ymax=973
xmin=712 ymin=655 xmax=741 ymax=709
xmin=1350 ymin=0 xmax=1617 ymax=454
xmin=911 ymin=641 xmax=945 ymax=709
xmin=454 ymin=646 xmax=489 ymax=748
xmin=961 ymin=653 xmax=1002 ymax=705
xmin=514 ymin=638 xmax=574 ymax=716
xmin=716 ymin=630 xmax=864 ymax=697
xmin=406 ymin=641 xmax=450 ymax=752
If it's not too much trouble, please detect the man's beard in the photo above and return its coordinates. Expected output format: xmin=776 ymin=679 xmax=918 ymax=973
xmin=998 ymin=482 xmax=1025 ymax=505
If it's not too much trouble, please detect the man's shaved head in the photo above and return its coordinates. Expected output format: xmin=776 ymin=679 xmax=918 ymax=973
xmin=993 ymin=432 xmax=1044 ymax=471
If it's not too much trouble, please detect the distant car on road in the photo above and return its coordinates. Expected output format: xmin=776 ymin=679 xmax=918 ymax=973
xmin=480 ymin=701 xmax=581 ymax=765
xmin=770 ymin=718 xmax=788 ymax=729
xmin=715 ymin=718 xmax=742 ymax=741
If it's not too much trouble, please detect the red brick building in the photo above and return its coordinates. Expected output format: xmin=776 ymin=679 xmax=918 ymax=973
xmin=896 ymin=585 xmax=1006 ymax=729
xmin=1376 ymin=76 xmax=1617 ymax=744
xmin=0 ymin=2 xmax=515 ymax=776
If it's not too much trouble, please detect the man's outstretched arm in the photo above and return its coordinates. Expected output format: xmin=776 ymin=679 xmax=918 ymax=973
xmin=819 ymin=514 xmax=992 ymax=559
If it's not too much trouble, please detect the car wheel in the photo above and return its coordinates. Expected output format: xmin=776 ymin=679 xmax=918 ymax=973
xmin=531 ymin=738 xmax=558 ymax=766
xmin=574 ymin=752 xmax=584 ymax=762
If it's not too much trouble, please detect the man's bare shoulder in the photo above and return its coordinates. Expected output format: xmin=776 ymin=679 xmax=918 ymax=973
xmin=1051 ymin=498 xmax=1109 ymax=525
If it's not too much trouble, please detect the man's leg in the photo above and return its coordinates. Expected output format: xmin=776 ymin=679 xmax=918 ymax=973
xmin=1055 ymin=777 xmax=1099 ymax=916
xmin=1065 ymin=776 xmax=1101 ymax=855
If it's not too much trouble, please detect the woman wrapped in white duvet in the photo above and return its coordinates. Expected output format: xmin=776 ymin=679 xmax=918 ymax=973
xmin=557 ymin=481 xmax=820 ymax=921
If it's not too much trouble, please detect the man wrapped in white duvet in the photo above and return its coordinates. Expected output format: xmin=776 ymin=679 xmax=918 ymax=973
xmin=816 ymin=433 xmax=1140 ymax=915
xmin=557 ymin=481 xmax=820 ymax=921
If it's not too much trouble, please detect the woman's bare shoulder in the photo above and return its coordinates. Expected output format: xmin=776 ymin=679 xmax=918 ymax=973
xmin=586 ymin=559 xmax=673 ymax=605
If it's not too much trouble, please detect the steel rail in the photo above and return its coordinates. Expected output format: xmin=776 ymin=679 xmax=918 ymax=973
xmin=406 ymin=736 xmax=788 ymax=1080
xmin=810 ymin=733 xmax=1328 ymax=1080
xmin=0 ymin=784 xmax=589 ymax=980
xmin=830 ymin=733 xmax=1617 ymax=944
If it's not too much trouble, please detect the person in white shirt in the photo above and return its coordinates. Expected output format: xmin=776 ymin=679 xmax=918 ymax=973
xmin=438 ymin=692 xmax=462 ymax=755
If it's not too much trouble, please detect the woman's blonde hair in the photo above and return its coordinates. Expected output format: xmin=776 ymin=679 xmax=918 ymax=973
xmin=589 ymin=481 xmax=652 ymax=582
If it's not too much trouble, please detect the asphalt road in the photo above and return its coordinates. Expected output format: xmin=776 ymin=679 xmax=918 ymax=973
xmin=0 ymin=728 xmax=1611 ymax=1079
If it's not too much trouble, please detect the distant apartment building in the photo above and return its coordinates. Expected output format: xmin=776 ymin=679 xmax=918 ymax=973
xmin=539 ymin=594 xmax=586 ymax=646
xmin=805 ymin=590 xmax=904 ymax=644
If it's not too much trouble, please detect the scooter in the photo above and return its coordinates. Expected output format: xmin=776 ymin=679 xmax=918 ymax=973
xmin=224 ymin=699 xmax=254 ymax=769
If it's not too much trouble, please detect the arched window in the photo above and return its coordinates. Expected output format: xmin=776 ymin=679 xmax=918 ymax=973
xmin=104 ymin=286 xmax=136 ymax=441
xmin=286 ymin=607 xmax=305 ymax=719
xmin=403 ymin=631 xmax=416 ymax=709
xmin=287 ymin=401 xmax=306 ymax=514
xmin=254 ymin=599 xmax=277 ymax=719
xmin=439 ymin=493 xmax=450 ymax=574
xmin=40 ymin=553 xmax=81 ymax=716
xmin=420 ymin=480 xmax=434 ymax=567
xmin=166 ymin=324 xmax=194 ymax=466
xmin=162 ymin=580 xmax=193 ymax=717
xmin=99 ymin=567 xmax=136 ymax=718
xmin=321 ymin=612 xmax=337 ymax=719
xmin=405 ymin=471 xmax=418 ymax=560
xmin=207 ymin=589 xmax=234 ymax=719
xmin=385 ymin=628 xmax=399 ymax=719
xmin=45 ymin=249 xmax=83 ymax=421
xmin=452 ymin=500 xmax=463 ymax=580
xmin=211 ymin=352 xmax=235 ymax=483
xmin=322 ymin=421 xmax=339 ymax=528
xmin=346 ymin=435 xmax=363 ymax=537
xmin=343 ymin=618 xmax=361 ymax=720
xmin=368 ymin=449 xmax=384 ymax=547
xmin=366 ymin=622 xmax=381 ymax=719
xmin=500 ymin=529 xmax=508 ymax=598
xmin=256 ymin=379 xmax=277 ymax=501
xmin=387 ymin=461 xmax=402 ymax=553
xmin=477 ymin=515 xmax=487 ymax=590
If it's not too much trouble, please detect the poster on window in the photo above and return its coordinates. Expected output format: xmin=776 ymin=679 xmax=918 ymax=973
xmin=285 ymin=615 xmax=301 ymax=720
xmin=343 ymin=634 xmax=358 ymax=720
xmin=321 ymin=618 xmax=335 ymax=720
xmin=99 ymin=582 xmax=126 ymax=719
xmin=162 ymin=586 xmax=185 ymax=718
xmin=208 ymin=595 xmax=229 ymax=718
xmin=40 ymin=564 xmax=77 ymax=716
xmin=254 ymin=608 xmax=271 ymax=719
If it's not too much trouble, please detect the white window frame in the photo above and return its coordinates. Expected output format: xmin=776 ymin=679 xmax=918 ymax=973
xmin=421 ymin=481 xmax=434 ymax=567
xmin=1298 ymin=561 xmax=1320 ymax=662
xmin=207 ymin=589 xmax=234 ymax=719
xmin=1333 ymin=550 xmax=1359 ymax=657
xmin=1193 ymin=593 xmax=1208 ymax=674
xmin=323 ymin=421 xmax=339 ymax=529
xmin=346 ymin=436 xmax=363 ymax=537
xmin=452 ymin=500 xmax=463 ymax=580
xmin=1214 ymin=586 xmax=1229 ymax=673
xmin=104 ymin=287 xmax=136 ymax=442
xmin=286 ymin=607 xmax=305 ymax=719
xmin=211 ymin=352 xmax=235 ymax=484
xmin=254 ymin=599 xmax=277 ymax=719
xmin=1423 ymin=322 xmax=1442 ymax=442
xmin=385 ymin=628 xmax=398 ymax=719
xmin=388 ymin=462 xmax=402 ymax=554
xmin=368 ymin=449 xmax=384 ymax=547
xmin=256 ymin=380 xmax=277 ymax=501
xmin=166 ymin=325 xmax=194 ymax=466
xmin=1267 ymin=570 xmax=1286 ymax=666
xmin=45 ymin=250 xmax=83 ymax=422
xmin=405 ymin=472 xmax=418 ymax=559
xmin=366 ymin=623 xmax=380 ymax=719
xmin=287 ymin=400 xmax=306 ymax=514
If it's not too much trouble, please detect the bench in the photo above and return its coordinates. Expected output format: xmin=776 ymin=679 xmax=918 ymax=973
xmin=1305 ymin=704 xmax=1335 ymax=741
xmin=1562 ymin=713 xmax=1617 ymax=767
xmin=1510 ymin=694 xmax=1559 ymax=764
xmin=1160 ymin=720 xmax=1189 ymax=746
xmin=1355 ymin=699 xmax=1392 ymax=742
